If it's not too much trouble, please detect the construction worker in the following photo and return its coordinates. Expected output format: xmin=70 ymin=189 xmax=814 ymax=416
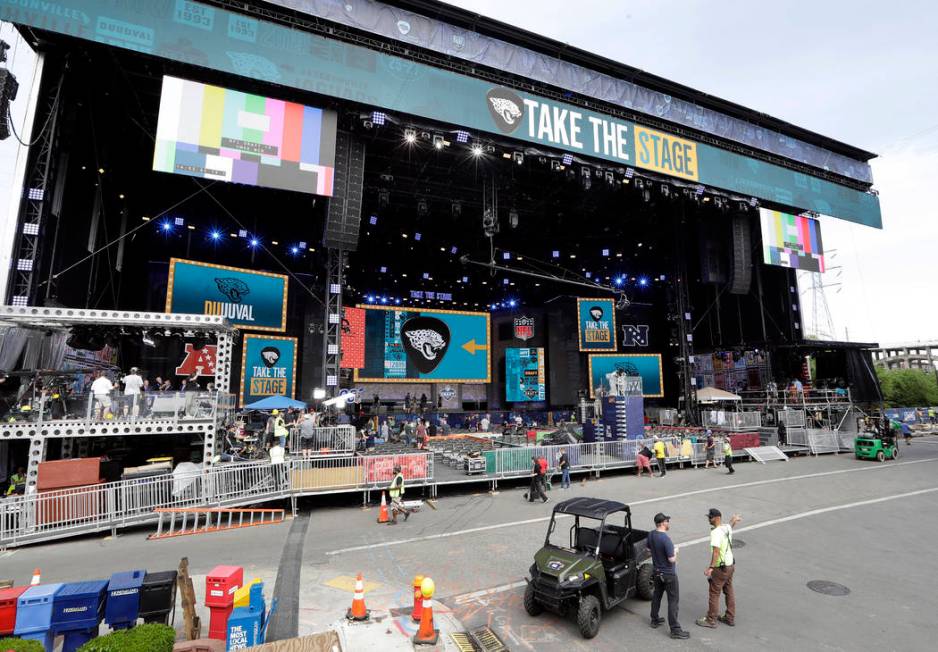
xmin=653 ymin=436 xmax=667 ymax=477
xmin=388 ymin=464 xmax=411 ymax=524
xmin=6 ymin=467 xmax=25 ymax=495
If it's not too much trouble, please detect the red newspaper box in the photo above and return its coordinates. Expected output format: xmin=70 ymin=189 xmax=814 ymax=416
xmin=0 ymin=586 xmax=29 ymax=635
xmin=205 ymin=566 xmax=242 ymax=641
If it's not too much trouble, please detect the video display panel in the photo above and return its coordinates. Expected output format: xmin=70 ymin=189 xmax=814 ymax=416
xmin=760 ymin=208 xmax=825 ymax=273
xmin=153 ymin=76 xmax=337 ymax=196
xmin=354 ymin=307 xmax=491 ymax=383
xmin=588 ymin=353 xmax=664 ymax=398
xmin=505 ymin=348 xmax=546 ymax=402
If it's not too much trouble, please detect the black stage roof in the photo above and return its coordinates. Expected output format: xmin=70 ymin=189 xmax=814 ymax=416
xmin=377 ymin=0 xmax=877 ymax=163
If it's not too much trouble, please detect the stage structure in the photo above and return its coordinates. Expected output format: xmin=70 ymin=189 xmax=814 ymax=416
xmin=0 ymin=306 xmax=235 ymax=491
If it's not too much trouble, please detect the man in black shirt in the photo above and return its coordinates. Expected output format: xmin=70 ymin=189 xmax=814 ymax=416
xmin=646 ymin=513 xmax=690 ymax=639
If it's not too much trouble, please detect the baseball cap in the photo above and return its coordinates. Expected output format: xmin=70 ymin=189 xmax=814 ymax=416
xmin=706 ymin=508 xmax=722 ymax=519
xmin=654 ymin=513 xmax=671 ymax=525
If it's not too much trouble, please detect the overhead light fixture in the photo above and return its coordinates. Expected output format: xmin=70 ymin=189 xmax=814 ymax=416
xmin=562 ymin=153 xmax=574 ymax=166
xmin=432 ymin=134 xmax=445 ymax=149
xmin=456 ymin=130 xmax=470 ymax=144
xmin=372 ymin=111 xmax=387 ymax=125
xmin=508 ymin=208 xmax=519 ymax=229
xmin=404 ymin=128 xmax=417 ymax=143
xmin=470 ymin=143 xmax=484 ymax=157
xmin=512 ymin=151 xmax=524 ymax=166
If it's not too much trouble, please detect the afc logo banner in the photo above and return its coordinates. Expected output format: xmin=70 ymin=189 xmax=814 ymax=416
xmin=621 ymin=324 xmax=650 ymax=347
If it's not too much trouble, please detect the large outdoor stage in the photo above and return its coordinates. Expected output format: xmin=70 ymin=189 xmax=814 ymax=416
xmin=0 ymin=0 xmax=884 ymax=528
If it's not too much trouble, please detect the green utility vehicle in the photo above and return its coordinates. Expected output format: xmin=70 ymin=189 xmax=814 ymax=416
xmin=855 ymin=433 xmax=899 ymax=462
xmin=524 ymin=498 xmax=654 ymax=638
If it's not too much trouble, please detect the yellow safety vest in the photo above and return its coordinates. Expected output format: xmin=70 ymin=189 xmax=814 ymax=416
xmin=389 ymin=473 xmax=405 ymax=499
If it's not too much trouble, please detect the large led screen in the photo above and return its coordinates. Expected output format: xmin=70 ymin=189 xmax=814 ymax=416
xmin=354 ymin=307 xmax=491 ymax=383
xmin=505 ymin=348 xmax=546 ymax=402
xmin=588 ymin=353 xmax=664 ymax=398
xmin=153 ymin=76 xmax=337 ymax=196
xmin=760 ymin=208 xmax=825 ymax=273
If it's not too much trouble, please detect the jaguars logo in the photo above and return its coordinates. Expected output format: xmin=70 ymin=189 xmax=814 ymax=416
xmin=260 ymin=346 xmax=281 ymax=368
xmin=214 ymin=278 xmax=250 ymax=303
xmin=486 ymin=88 xmax=525 ymax=134
xmin=400 ymin=317 xmax=450 ymax=374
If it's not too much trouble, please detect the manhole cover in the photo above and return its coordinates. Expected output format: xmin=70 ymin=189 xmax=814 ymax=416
xmin=807 ymin=580 xmax=850 ymax=596
xmin=731 ymin=539 xmax=745 ymax=548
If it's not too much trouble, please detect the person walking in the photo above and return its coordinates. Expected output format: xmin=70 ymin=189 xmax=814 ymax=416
xmin=697 ymin=508 xmax=742 ymax=629
xmin=722 ymin=437 xmax=735 ymax=474
xmin=121 ymin=367 xmax=144 ymax=418
xmin=653 ymin=436 xmax=667 ymax=477
xmin=647 ymin=513 xmax=690 ymax=640
xmin=272 ymin=409 xmax=288 ymax=449
xmin=558 ymin=451 xmax=570 ymax=489
xmin=388 ymin=464 xmax=411 ymax=524
xmin=704 ymin=430 xmax=716 ymax=469
xmin=525 ymin=455 xmax=548 ymax=503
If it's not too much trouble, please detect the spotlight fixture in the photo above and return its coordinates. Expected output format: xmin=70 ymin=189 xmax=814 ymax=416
xmin=209 ymin=230 xmax=221 ymax=241
xmin=369 ymin=215 xmax=378 ymax=225
xmin=456 ymin=130 xmax=470 ymax=144
xmin=432 ymin=134 xmax=445 ymax=149
xmin=550 ymin=160 xmax=563 ymax=171
xmin=372 ymin=111 xmax=387 ymax=125
xmin=512 ymin=151 xmax=524 ymax=166
xmin=624 ymin=167 xmax=635 ymax=179
xmin=451 ymin=201 xmax=462 ymax=217
xmin=404 ymin=128 xmax=417 ymax=143
xmin=470 ymin=143 xmax=484 ymax=157
xmin=660 ymin=184 xmax=670 ymax=197
xmin=508 ymin=208 xmax=519 ymax=229
xmin=378 ymin=189 xmax=390 ymax=208
xmin=562 ymin=153 xmax=574 ymax=165
xmin=417 ymin=198 xmax=429 ymax=216
xmin=604 ymin=171 xmax=616 ymax=186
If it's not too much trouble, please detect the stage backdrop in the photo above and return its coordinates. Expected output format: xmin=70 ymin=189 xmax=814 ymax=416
xmin=166 ymin=258 xmax=288 ymax=331
xmin=577 ymin=298 xmax=618 ymax=352
xmin=340 ymin=307 xmax=366 ymax=369
xmin=505 ymin=348 xmax=546 ymax=402
xmin=588 ymin=353 xmax=664 ymax=398
xmin=760 ymin=208 xmax=825 ymax=273
xmin=241 ymin=334 xmax=297 ymax=405
xmin=154 ymin=76 xmax=337 ymax=196
xmin=355 ymin=307 xmax=491 ymax=383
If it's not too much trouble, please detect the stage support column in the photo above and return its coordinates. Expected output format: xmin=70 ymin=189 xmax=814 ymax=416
xmin=322 ymin=249 xmax=345 ymax=397
xmin=673 ymin=209 xmax=698 ymax=425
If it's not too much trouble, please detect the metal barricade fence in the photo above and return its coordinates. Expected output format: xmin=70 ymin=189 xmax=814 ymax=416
xmin=806 ymin=429 xmax=842 ymax=455
xmin=288 ymin=425 xmax=356 ymax=454
xmin=701 ymin=411 xmax=762 ymax=431
xmin=23 ymin=391 xmax=228 ymax=427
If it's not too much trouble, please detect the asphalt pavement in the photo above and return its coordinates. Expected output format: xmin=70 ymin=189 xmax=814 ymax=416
xmin=2 ymin=438 xmax=936 ymax=651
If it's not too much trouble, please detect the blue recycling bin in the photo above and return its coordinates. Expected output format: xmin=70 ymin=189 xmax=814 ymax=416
xmin=51 ymin=580 xmax=108 ymax=652
xmin=105 ymin=570 xmax=145 ymax=630
xmin=14 ymin=583 xmax=64 ymax=650
xmin=226 ymin=583 xmax=266 ymax=650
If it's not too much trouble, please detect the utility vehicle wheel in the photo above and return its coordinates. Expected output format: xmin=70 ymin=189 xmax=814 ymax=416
xmin=523 ymin=581 xmax=543 ymax=616
xmin=891 ymin=447 xmax=899 ymax=460
xmin=636 ymin=562 xmax=655 ymax=600
xmin=876 ymin=450 xmax=885 ymax=463
xmin=577 ymin=594 xmax=601 ymax=639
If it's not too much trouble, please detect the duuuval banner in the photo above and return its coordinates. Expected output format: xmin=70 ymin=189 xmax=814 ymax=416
xmin=0 ymin=0 xmax=881 ymax=228
xmin=241 ymin=334 xmax=297 ymax=405
xmin=166 ymin=258 xmax=288 ymax=331
xmin=577 ymin=298 xmax=617 ymax=352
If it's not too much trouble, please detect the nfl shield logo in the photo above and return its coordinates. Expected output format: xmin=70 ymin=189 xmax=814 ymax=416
xmin=514 ymin=316 xmax=534 ymax=341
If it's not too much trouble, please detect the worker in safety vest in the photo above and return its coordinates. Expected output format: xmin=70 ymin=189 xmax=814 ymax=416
xmin=6 ymin=467 xmax=25 ymax=496
xmin=388 ymin=464 xmax=411 ymax=524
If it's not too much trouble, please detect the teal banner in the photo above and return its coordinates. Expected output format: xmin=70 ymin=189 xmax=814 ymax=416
xmin=0 ymin=0 xmax=881 ymax=228
xmin=577 ymin=298 xmax=617 ymax=352
xmin=241 ymin=334 xmax=297 ymax=405
xmin=589 ymin=354 xmax=664 ymax=398
xmin=166 ymin=258 xmax=288 ymax=331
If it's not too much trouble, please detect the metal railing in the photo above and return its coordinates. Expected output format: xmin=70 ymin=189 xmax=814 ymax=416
xmin=287 ymin=424 xmax=356 ymax=454
xmin=700 ymin=411 xmax=763 ymax=431
xmin=8 ymin=390 xmax=229 ymax=426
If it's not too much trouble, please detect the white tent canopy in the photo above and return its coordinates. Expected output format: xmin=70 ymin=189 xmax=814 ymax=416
xmin=696 ymin=386 xmax=742 ymax=403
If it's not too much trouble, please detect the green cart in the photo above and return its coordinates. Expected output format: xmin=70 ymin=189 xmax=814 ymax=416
xmin=854 ymin=434 xmax=899 ymax=462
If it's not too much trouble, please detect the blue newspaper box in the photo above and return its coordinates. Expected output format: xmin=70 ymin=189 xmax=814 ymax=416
xmin=14 ymin=583 xmax=64 ymax=650
xmin=105 ymin=569 xmax=145 ymax=630
xmin=226 ymin=583 xmax=266 ymax=650
xmin=51 ymin=580 xmax=108 ymax=652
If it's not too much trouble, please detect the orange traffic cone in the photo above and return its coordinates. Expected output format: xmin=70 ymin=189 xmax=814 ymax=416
xmin=376 ymin=492 xmax=389 ymax=524
xmin=346 ymin=573 xmax=370 ymax=621
xmin=30 ymin=568 xmax=41 ymax=585
xmin=411 ymin=575 xmax=425 ymax=622
xmin=413 ymin=577 xmax=439 ymax=645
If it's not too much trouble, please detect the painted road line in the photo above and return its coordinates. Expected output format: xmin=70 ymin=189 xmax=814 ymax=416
xmin=445 ymin=485 xmax=938 ymax=605
xmin=325 ymin=457 xmax=938 ymax=556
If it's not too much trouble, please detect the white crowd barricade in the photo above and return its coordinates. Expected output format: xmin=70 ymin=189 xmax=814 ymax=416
xmin=288 ymin=424 xmax=356 ymax=455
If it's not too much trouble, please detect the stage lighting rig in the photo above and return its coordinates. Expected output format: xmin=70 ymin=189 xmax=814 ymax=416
xmin=482 ymin=208 xmax=499 ymax=237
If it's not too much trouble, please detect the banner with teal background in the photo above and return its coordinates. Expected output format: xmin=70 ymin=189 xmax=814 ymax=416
xmin=505 ymin=348 xmax=546 ymax=402
xmin=589 ymin=354 xmax=664 ymax=398
xmin=241 ymin=334 xmax=297 ymax=405
xmin=355 ymin=306 xmax=491 ymax=383
xmin=166 ymin=258 xmax=288 ymax=331
xmin=0 ymin=0 xmax=881 ymax=228
xmin=577 ymin=298 xmax=617 ymax=352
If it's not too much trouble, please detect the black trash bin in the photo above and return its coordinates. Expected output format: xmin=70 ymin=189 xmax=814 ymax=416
xmin=139 ymin=571 xmax=178 ymax=625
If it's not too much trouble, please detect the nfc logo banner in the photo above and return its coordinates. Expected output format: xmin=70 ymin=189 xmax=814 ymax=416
xmin=621 ymin=324 xmax=650 ymax=347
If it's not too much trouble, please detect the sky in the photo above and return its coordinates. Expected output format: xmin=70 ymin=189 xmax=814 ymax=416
xmin=1 ymin=2 xmax=936 ymax=344
xmin=441 ymin=0 xmax=938 ymax=346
